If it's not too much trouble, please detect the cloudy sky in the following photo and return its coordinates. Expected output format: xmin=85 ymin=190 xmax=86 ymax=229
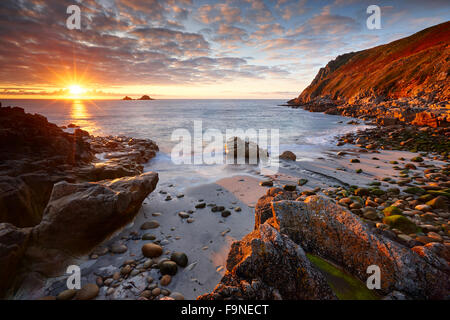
xmin=0 ymin=0 xmax=449 ymax=99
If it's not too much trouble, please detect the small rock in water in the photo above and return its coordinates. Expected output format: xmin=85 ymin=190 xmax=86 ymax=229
xmin=177 ymin=194 xmax=184 ymax=198
xmin=142 ymin=243 xmax=163 ymax=258
xmin=234 ymin=207 xmax=242 ymax=212
xmin=152 ymin=212 xmax=162 ymax=217
xmin=298 ymin=179 xmax=308 ymax=186
xmin=141 ymin=221 xmax=160 ymax=230
xmin=178 ymin=211 xmax=189 ymax=219
xmin=221 ymin=210 xmax=231 ymax=218
xmin=187 ymin=218 xmax=195 ymax=223
xmin=160 ymin=275 xmax=172 ymax=286
xmin=283 ymin=184 xmax=296 ymax=191
xmin=111 ymin=243 xmax=128 ymax=254
xmin=259 ymin=180 xmax=273 ymax=187
xmin=142 ymin=233 xmax=156 ymax=240
xmin=159 ymin=260 xmax=178 ymax=275
xmin=171 ymin=252 xmax=188 ymax=267
xmin=195 ymin=202 xmax=206 ymax=209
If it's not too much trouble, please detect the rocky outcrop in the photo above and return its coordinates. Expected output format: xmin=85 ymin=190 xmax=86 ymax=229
xmin=270 ymin=196 xmax=450 ymax=299
xmin=0 ymin=106 xmax=158 ymax=227
xmin=138 ymin=95 xmax=154 ymax=100
xmin=198 ymin=222 xmax=336 ymax=300
xmin=1 ymin=172 xmax=158 ymax=298
xmin=225 ymin=136 xmax=269 ymax=165
xmin=287 ymin=22 xmax=450 ymax=127
xmin=29 ymin=172 xmax=158 ymax=255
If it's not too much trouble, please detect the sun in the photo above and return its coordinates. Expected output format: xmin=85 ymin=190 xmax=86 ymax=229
xmin=68 ymin=85 xmax=84 ymax=96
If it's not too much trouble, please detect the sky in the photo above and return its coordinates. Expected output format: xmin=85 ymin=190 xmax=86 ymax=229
xmin=0 ymin=0 xmax=449 ymax=99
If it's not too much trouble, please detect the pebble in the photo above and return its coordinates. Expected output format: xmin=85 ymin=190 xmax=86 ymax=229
xmin=171 ymin=252 xmax=188 ymax=267
xmin=106 ymin=288 xmax=115 ymax=296
xmin=56 ymin=289 xmax=77 ymax=301
xmin=140 ymin=221 xmax=160 ymax=230
xmin=195 ymin=203 xmax=206 ymax=209
xmin=152 ymin=288 xmax=161 ymax=296
xmin=178 ymin=212 xmax=189 ymax=219
xmin=221 ymin=210 xmax=231 ymax=218
xmin=170 ymin=292 xmax=185 ymax=300
xmin=187 ymin=218 xmax=195 ymax=223
xmin=75 ymin=284 xmax=99 ymax=300
xmin=111 ymin=243 xmax=128 ymax=254
xmin=159 ymin=260 xmax=178 ymax=275
xmin=160 ymin=275 xmax=172 ymax=286
xmin=142 ymin=243 xmax=163 ymax=258
xmin=234 ymin=207 xmax=242 ymax=212
xmin=142 ymin=233 xmax=156 ymax=240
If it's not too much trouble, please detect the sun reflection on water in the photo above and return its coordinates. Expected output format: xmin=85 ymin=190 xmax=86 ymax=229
xmin=69 ymin=100 xmax=99 ymax=134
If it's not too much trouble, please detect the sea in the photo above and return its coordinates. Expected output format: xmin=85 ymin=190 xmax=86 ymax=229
xmin=2 ymin=99 xmax=369 ymax=186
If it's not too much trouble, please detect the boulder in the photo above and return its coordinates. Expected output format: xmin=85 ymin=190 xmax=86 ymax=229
xmin=198 ymin=222 xmax=336 ymax=300
xmin=224 ymin=137 xmax=269 ymax=165
xmin=271 ymin=196 xmax=450 ymax=299
xmin=29 ymin=172 xmax=158 ymax=254
xmin=279 ymin=151 xmax=296 ymax=161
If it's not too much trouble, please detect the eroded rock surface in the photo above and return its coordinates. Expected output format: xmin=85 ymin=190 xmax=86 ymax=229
xmin=271 ymin=196 xmax=450 ymax=299
xmin=198 ymin=222 xmax=336 ymax=300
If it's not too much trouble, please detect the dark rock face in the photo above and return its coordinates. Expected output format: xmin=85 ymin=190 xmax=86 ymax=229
xmin=198 ymin=222 xmax=337 ymax=300
xmin=0 ymin=106 xmax=159 ymax=228
xmin=30 ymin=172 xmax=158 ymax=255
xmin=0 ymin=223 xmax=30 ymax=297
xmin=254 ymin=187 xmax=297 ymax=230
xmin=271 ymin=196 xmax=450 ymax=299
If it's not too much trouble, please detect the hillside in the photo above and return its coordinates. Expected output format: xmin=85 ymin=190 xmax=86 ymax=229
xmin=289 ymin=22 xmax=450 ymax=105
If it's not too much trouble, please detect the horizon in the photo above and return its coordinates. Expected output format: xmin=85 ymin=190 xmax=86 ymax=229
xmin=1 ymin=0 xmax=449 ymax=100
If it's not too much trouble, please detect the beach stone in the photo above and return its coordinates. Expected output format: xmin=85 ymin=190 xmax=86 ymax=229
xmin=259 ymin=180 xmax=273 ymax=187
xmin=178 ymin=212 xmax=189 ymax=219
xmin=221 ymin=210 xmax=231 ymax=218
xmin=283 ymin=185 xmax=296 ymax=192
xmin=187 ymin=218 xmax=195 ymax=223
xmin=171 ymin=252 xmax=188 ymax=267
xmin=298 ymin=179 xmax=308 ymax=186
xmin=234 ymin=207 xmax=242 ymax=212
xmin=75 ymin=284 xmax=99 ymax=300
xmin=152 ymin=288 xmax=161 ymax=296
xmin=106 ymin=288 xmax=115 ymax=296
xmin=350 ymin=158 xmax=360 ymax=163
xmin=111 ymin=243 xmax=127 ymax=254
xmin=160 ymin=275 xmax=172 ymax=286
xmin=142 ymin=243 xmax=163 ymax=258
xmin=142 ymin=233 xmax=156 ymax=240
xmin=415 ymin=204 xmax=432 ymax=212
xmin=383 ymin=215 xmax=417 ymax=234
xmin=280 ymin=151 xmax=296 ymax=161
xmin=120 ymin=265 xmax=132 ymax=275
xmin=195 ymin=203 xmax=206 ymax=209
xmin=170 ymin=292 xmax=185 ymax=300
xmin=140 ymin=221 xmax=160 ymax=230
xmin=159 ymin=260 xmax=178 ymax=275
xmin=426 ymin=196 xmax=448 ymax=210
xmin=56 ymin=289 xmax=77 ymax=300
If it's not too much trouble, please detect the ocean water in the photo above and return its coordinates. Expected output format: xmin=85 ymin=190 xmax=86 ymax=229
xmin=2 ymin=99 xmax=368 ymax=185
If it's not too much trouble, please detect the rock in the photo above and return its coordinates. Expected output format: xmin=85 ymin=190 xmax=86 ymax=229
xmin=283 ymin=185 xmax=296 ymax=192
xmin=159 ymin=260 xmax=178 ymax=275
xmin=350 ymin=159 xmax=360 ymax=163
xmin=56 ymin=289 xmax=77 ymax=300
xmin=383 ymin=215 xmax=418 ymax=234
xmin=225 ymin=137 xmax=269 ymax=165
xmin=426 ymin=196 xmax=448 ymax=210
xmin=234 ymin=207 xmax=242 ymax=212
xmin=414 ymin=204 xmax=432 ymax=212
xmin=195 ymin=203 xmax=206 ymax=209
xmin=142 ymin=243 xmax=163 ymax=258
xmin=198 ymin=222 xmax=336 ymax=300
xmin=140 ymin=221 xmax=160 ymax=230
xmin=383 ymin=206 xmax=403 ymax=216
xmin=298 ymin=179 xmax=308 ymax=186
xmin=160 ymin=275 xmax=172 ymax=286
xmin=254 ymin=188 xmax=295 ymax=229
xmin=75 ymin=283 xmax=99 ymax=300
xmin=142 ymin=233 xmax=156 ymax=240
xmin=152 ymin=288 xmax=161 ymax=296
xmin=170 ymin=292 xmax=185 ymax=300
xmin=30 ymin=172 xmax=158 ymax=255
xmin=259 ymin=180 xmax=273 ymax=187
xmin=171 ymin=252 xmax=188 ymax=267
xmin=279 ymin=151 xmax=296 ymax=161
xmin=0 ymin=223 xmax=30 ymax=298
xmin=411 ymin=156 xmax=424 ymax=163
xmin=271 ymin=196 xmax=449 ymax=299
xmin=221 ymin=210 xmax=231 ymax=218
xmin=111 ymin=243 xmax=128 ymax=254
xmin=178 ymin=212 xmax=189 ymax=219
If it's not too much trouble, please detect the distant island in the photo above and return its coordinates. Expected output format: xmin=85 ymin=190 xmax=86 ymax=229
xmin=122 ymin=95 xmax=155 ymax=100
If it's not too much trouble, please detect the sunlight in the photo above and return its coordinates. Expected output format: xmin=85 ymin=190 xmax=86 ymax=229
xmin=68 ymin=85 xmax=85 ymax=96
